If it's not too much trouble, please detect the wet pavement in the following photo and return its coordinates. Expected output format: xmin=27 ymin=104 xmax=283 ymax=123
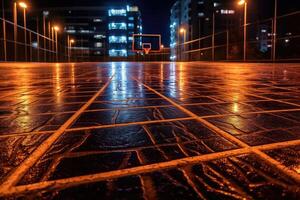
xmin=0 ymin=62 xmax=300 ymax=199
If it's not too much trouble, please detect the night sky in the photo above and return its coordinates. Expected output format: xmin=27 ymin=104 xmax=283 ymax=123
xmin=4 ymin=0 xmax=300 ymax=46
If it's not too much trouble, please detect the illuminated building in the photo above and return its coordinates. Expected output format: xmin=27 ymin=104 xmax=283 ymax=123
xmin=170 ymin=0 xmax=239 ymax=60
xmin=108 ymin=6 xmax=142 ymax=57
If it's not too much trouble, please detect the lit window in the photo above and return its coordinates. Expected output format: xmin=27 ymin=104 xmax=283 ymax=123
xmin=109 ymin=36 xmax=127 ymax=43
xmin=95 ymin=42 xmax=103 ymax=48
xmin=109 ymin=49 xmax=127 ymax=57
xmin=94 ymin=35 xmax=106 ymax=39
xmin=93 ymin=19 xmax=102 ymax=22
xmin=220 ymin=10 xmax=235 ymax=15
xmin=108 ymin=9 xmax=127 ymax=16
xmin=127 ymin=6 xmax=139 ymax=12
xmin=108 ymin=23 xmax=127 ymax=30
xmin=198 ymin=12 xmax=204 ymax=17
xmin=66 ymin=30 xmax=76 ymax=33
xmin=128 ymin=23 xmax=134 ymax=29
xmin=128 ymin=17 xmax=134 ymax=20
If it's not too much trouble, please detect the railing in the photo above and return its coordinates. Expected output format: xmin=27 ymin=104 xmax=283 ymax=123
xmin=0 ymin=17 xmax=69 ymax=62
xmin=174 ymin=10 xmax=300 ymax=62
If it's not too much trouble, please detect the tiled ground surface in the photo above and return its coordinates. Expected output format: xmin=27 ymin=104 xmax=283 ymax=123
xmin=0 ymin=62 xmax=300 ymax=199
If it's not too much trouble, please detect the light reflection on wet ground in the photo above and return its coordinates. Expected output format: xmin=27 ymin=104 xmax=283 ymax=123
xmin=0 ymin=62 xmax=300 ymax=199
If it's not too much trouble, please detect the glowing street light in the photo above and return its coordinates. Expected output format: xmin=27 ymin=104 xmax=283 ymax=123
xmin=18 ymin=2 xmax=28 ymax=61
xmin=53 ymin=26 xmax=60 ymax=32
xmin=238 ymin=0 xmax=246 ymax=5
xmin=53 ymin=25 xmax=60 ymax=61
xmin=238 ymin=0 xmax=247 ymax=61
xmin=179 ymin=28 xmax=186 ymax=61
xmin=68 ymin=37 xmax=75 ymax=62
xmin=18 ymin=2 xmax=27 ymax=9
xmin=43 ymin=11 xmax=49 ymax=61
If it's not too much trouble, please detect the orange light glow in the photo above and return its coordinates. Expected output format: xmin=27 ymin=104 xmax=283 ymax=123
xmin=53 ymin=26 xmax=60 ymax=31
xmin=18 ymin=2 xmax=27 ymax=9
xmin=238 ymin=0 xmax=246 ymax=5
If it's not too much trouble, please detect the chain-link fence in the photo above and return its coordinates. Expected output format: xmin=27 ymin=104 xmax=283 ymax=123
xmin=0 ymin=17 xmax=69 ymax=62
xmin=175 ymin=11 xmax=300 ymax=62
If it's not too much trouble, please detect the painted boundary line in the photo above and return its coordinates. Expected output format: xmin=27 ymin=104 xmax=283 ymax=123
xmin=1 ymin=139 xmax=300 ymax=197
xmin=0 ymin=75 xmax=115 ymax=192
xmin=132 ymin=77 xmax=300 ymax=184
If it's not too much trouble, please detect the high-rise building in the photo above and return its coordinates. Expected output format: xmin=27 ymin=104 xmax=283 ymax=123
xmin=43 ymin=7 xmax=108 ymax=61
xmin=108 ymin=6 xmax=142 ymax=57
xmin=170 ymin=0 xmax=239 ymax=60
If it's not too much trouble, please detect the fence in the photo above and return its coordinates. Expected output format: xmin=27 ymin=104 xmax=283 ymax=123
xmin=0 ymin=17 xmax=69 ymax=62
xmin=175 ymin=10 xmax=300 ymax=62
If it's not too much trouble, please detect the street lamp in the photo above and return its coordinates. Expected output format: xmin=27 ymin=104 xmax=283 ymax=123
xmin=2 ymin=0 xmax=7 ymax=61
xmin=68 ymin=38 xmax=75 ymax=62
xmin=53 ymin=26 xmax=60 ymax=62
xmin=180 ymin=28 xmax=186 ymax=61
xmin=43 ymin=11 xmax=49 ymax=62
xmin=13 ymin=2 xmax=18 ymax=61
xmin=19 ymin=2 xmax=28 ymax=61
xmin=238 ymin=0 xmax=247 ymax=61
xmin=272 ymin=0 xmax=277 ymax=62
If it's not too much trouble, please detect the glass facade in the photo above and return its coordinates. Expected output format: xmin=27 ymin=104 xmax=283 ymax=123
xmin=108 ymin=6 xmax=142 ymax=57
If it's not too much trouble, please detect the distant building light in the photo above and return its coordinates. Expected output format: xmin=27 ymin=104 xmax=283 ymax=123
xmin=66 ymin=30 xmax=76 ymax=33
xmin=261 ymin=29 xmax=267 ymax=33
xmin=95 ymin=42 xmax=103 ymax=48
xmin=43 ymin=11 xmax=49 ymax=16
xmin=93 ymin=19 xmax=103 ymax=22
xmin=220 ymin=9 xmax=235 ymax=15
xmin=32 ymin=42 xmax=38 ymax=48
xmin=198 ymin=12 xmax=204 ymax=17
xmin=214 ymin=3 xmax=220 ymax=7
xmin=94 ymin=34 xmax=106 ymax=39
xmin=285 ymin=39 xmax=290 ymax=43
xmin=108 ymin=9 xmax=127 ymax=16
xmin=109 ymin=49 xmax=127 ymax=57
xmin=109 ymin=36 xmax=127 ymax=43
xmin=80 ymin=30 xmax=90 ymax=33
xmin=127 ymin=6 xmax=139 ymax=12
xmin=128 ymin=23 xmax=134 ymax=29
xmin=108 ymin=22 xmax=127 ymax=30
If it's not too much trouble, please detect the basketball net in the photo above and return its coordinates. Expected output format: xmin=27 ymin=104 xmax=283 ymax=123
xmin=144 ymin=48 xmax=151 ymax=55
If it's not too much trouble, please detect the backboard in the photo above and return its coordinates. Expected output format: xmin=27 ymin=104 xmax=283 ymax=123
xmin=132 ymin=34 xmax=162 ymax=54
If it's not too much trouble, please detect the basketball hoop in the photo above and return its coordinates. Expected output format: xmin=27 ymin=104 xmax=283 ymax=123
xmin=144 ymin=47 xmax=151 ymax=55
xmin=132 ymin=34 xmax=161 ymax=55
xmin=142 ymin=43 xmax=151 ymax=55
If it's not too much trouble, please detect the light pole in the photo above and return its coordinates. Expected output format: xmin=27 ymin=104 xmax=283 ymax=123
xmin=43 ymin=11 xmax=49 ymax=62
xmin=13 ymin=2 xmax=17 ymax=61
xmin=51 ymin=26 xmax=54 ymax=61
xmin=2 ymin=0 xmax=7 ymax=61
xmin=69 ymin=39 xmax=75 ymax=62
xmin=212 ymin=12 xmax=215 ymax=61
xmin=238 ymin=0 xmax=247 ymax=62
xmin=53 ymin=26 xmax=59 ymax=62
xmin=272 ymin=0 xmax=277 ymax=62
xmin=180 ymin=28 xmax=186 ymax=61
xmin=19 ymin=2 xmax=27 ymax=61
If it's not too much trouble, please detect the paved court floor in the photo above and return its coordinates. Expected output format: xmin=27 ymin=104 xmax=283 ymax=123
xmin=0 ymin=62 xmax=300 ymax=199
